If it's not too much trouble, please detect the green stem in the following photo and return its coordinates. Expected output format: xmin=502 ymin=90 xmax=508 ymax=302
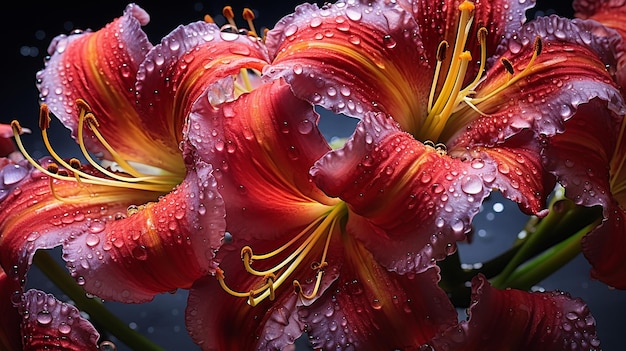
xmin=505 ymin=220 xmax=598 ymax=290
xmin=33 ymin=250 xmax=165 ymax=351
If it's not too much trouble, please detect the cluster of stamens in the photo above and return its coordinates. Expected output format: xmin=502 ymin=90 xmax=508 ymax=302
xmin=217 ymin=203 xmax=347 ymax=306
xmin=422 ymin=0 xmax=542 ymax=142
xmin=11 ymin=99 xmax=179 ymax=202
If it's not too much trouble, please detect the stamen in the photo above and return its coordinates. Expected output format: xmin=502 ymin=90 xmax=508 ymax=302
xmin=242 ymin=8 xmax=258 ymax=37
xmin=10 ymin=101 xmax=180 ymax=197
xmin=420 ymin=0 xmax=543 ymax=142
xmin=222 ymin=6 xmax=237 ymax=29
xmin=217 ymin=203 xmax=347 ymax=306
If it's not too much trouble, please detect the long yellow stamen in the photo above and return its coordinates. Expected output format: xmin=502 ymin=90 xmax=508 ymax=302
xmin=242 ymin=8 xmax=258 ymax=37
xmin=422 ymin=1 xmax=542 ymax=142
xmin=217 ymin=202 xmax=347 ymax=306
xmin=11 ymin=101 xmax=179 ymax=196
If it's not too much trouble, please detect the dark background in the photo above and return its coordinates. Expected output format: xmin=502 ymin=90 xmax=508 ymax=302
xmin=3 ymin=1 xmax=625 ymax=351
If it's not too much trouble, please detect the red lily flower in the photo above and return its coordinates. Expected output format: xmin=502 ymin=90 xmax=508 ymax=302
xmin=178 ymin=1 xmax=619 ymax=349
xmin=0 ymin=3 xmax=231 ymax=346
xmin=542 ymin=0 xmax=626 ymax=289
xmin=264 ymin=0 xmax=623 ymax=219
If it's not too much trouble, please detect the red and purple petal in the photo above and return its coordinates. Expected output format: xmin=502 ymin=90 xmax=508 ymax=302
xmin=425 ymin=274 xmax=601 ymax=350
xmin=0 ymin=158 xmax=225 ymax=303
xmin=312 ymin=112 xmax=494 ymax=274
xmin=581 ymin=203 xmax=626 ymax=289
xmin=0 ymin=266 xmax=21 ymax=351
xmin=134 ymin=21 xmax=271 ymax=158
xmin=186 ymin=246 xmax=306 ymax=350
xmin=574 ymin=0 xmax=626 ymax=89
xmin=264 ymin=0 xmax=430 ymax=131
xmin=19 ymin=289 xmax=100 ymax=350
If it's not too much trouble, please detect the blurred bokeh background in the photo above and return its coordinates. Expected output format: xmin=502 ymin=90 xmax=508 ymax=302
xmin=2 ymin=1 xmax=624 ymax=350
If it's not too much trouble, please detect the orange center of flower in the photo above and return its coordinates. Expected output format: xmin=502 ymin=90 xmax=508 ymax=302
xmin=421 ymin=0 xmax=542 ymax=143
xmin=11 ymin=100 xmax=181 ymax=202
xmin=217 ymin=202 xmax=347 ymax=306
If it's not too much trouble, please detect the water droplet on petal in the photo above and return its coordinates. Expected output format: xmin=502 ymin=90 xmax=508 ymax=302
xmin=37 ymin=310 xmax=52 ymax=325
xmin=461 ymin=175 xmax=483 ymax=195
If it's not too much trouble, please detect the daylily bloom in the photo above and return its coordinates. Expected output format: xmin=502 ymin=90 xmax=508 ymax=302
xmin=541 ymin=0 xmax=626 ymax=289
xmin=179 ymin=1 xmax=620 ymax=349
xmin=0 ymin=3 xmax=229 ymax=347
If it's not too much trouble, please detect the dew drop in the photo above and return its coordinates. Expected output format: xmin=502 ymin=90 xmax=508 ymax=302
xmin=346 ymin=8 xmax=362 ymax=21
xmin=297 ymin=119 xmax=313 ymax=134
xmin=461 ymin=175 xmax=483 ymax=195
xmin=37 ymin=310 xmax=52 ymax=325
xmin=85 ymin=233 xmax=100 ymax=247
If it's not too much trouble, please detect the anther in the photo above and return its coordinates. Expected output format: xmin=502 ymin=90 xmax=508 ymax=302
xmin=534 ymin=36 xmax=542 ymax=56
xmin=69 ymin=158 xmax=82 ymax=169
xmin=222 ymin=6 xmax=237 ymax=28
xmin=459 ymin=0 xmax=475 ymax=12
xmin=501 ymin=58 xmax=515 ymax=75
xmin=436 ymin=41 xmax=449 ymax=62
xmin=242 ymin=8 xmax=258 ymax=37
xmin=477 ymin=27 xmax=488 ymax=43
xmin=39 ymin=104 xmax=51 ymax=130
xmin=204 ymin=14 xmax=215 ymax=23
xmin=47 ymin=163 xmax=59 ymax=174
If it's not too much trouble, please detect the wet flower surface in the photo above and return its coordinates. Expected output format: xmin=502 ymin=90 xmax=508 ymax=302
xmin=1 ymin=0 xmax=626 ymax=350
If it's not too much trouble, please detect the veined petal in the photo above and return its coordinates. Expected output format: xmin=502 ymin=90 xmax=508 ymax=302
xmin=456 ymin=15 xmax=624 ymax=145
xmin=264 ymin=0 xmax=430 ymax=131
xmin=302 ymin=234 xmax=457 ymax=350
xmin=36 ymin=4 xmax=174 ymax=169
xmin=574 ymin=0 xmax=626 ymax=89
xmin=543 ymin=102 xmax=616 ymax=210
xmin=0 ymin=158 xmax=225 ymax=303
xmin=544 ymin=101 xmax=626 ymax=288
xmin=461 ymin=130 xmax=554 ymax=215
xmin=582 ymin=204 xmax=626 ymax=289
xmin=398 ymin=0 xmax=535 ymax=63
xmin=425 ymin=274 xmax=601 ymax=350
xmin=19 ymin=289 xmax=99 ymax=350
xmin=312 ymin=112 xmax=494 ymax=274
xmin=134 ymin=21 xmax=271 ymax=156
xmin=0 ymin=267 xmax=21 ymax=351
xmin=188 ymin=78 xmax=336 ymax=241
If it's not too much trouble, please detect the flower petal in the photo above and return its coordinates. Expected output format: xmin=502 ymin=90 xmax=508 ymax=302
xmin=312 ymin=112 xmax=494 ymax=274
xmin=133 ymin=21 xmax=271 ymax=157
xmin=188 ymin=78 xmax=336 ymax=242
xmin=19 ymin=289 xmax=100 ymax=350
xmin=264 ymin=0 xmax=429 ymax=128
xmin=0 ymin=266 xmax=21 ymax=351
xmin=302 ymin=234 xmax=457 ymax=350
xmin=36 ymin=4 xmax=167 ymax=166
xmin=582 ymin=204 xmax=626 ymax=289
xmin=425 ymin=274 xmax=601 ymax=350
xmin=461 ymin=130 xmax=554 ymax=215
xmin=0 ymin=158 xmax=225 ymax=303
xmin=574 ymin=0 xmax=626 ymax=88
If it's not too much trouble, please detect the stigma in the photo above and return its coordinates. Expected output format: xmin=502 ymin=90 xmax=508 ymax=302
xmin=217 ymin=202 xmax=348 ymax=306
xmin=11 ymin=100 xmax=180 ymax=201
xmin=422 ymin=0 xmax=542 ymax=142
